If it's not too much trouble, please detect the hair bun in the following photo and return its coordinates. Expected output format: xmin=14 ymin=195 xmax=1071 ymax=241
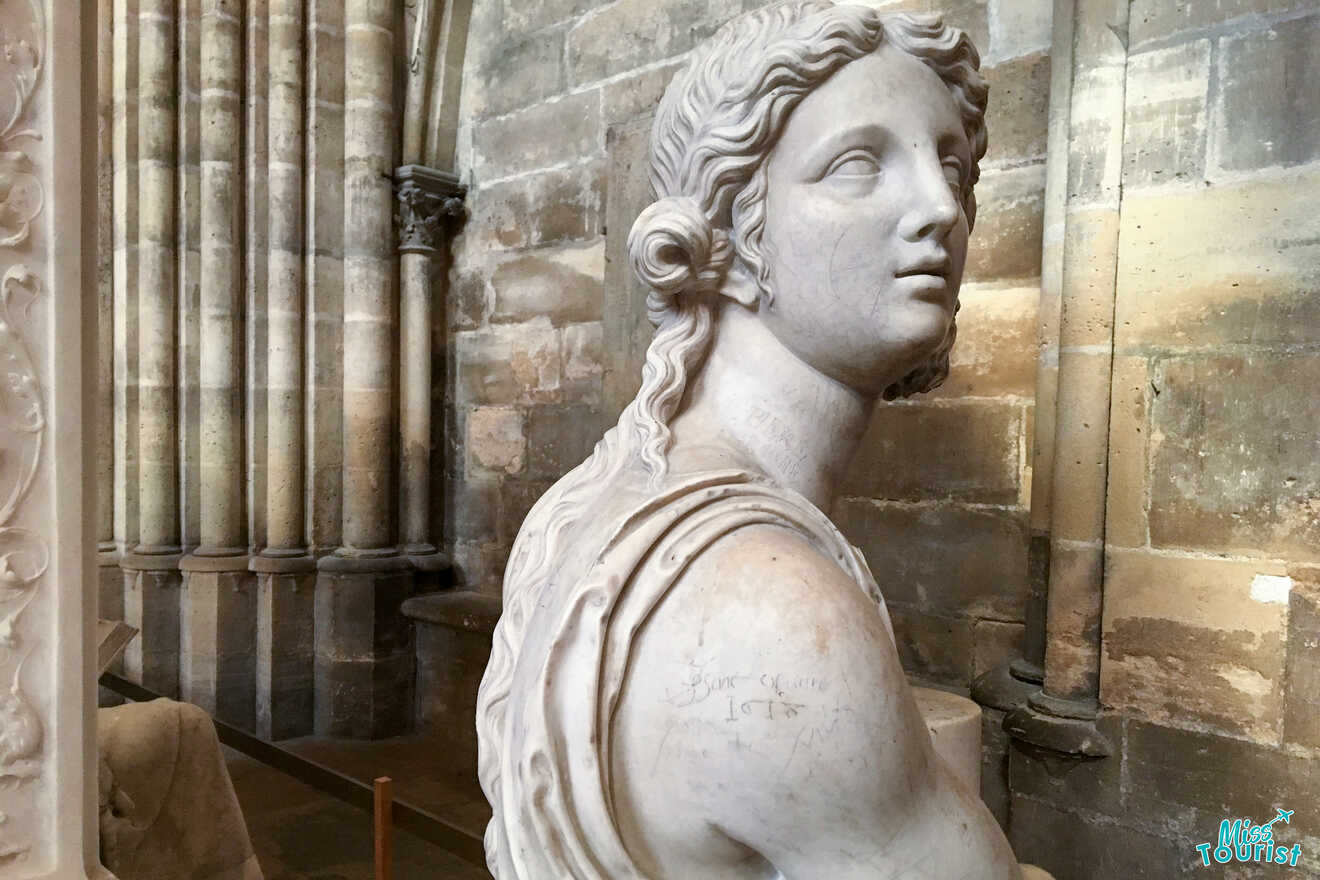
xmin=627 ymin=196 xmax=732 ymax=301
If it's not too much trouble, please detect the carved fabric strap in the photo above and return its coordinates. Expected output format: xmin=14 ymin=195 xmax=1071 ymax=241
xmin=488 ymin=470 xmax=892 ymax=879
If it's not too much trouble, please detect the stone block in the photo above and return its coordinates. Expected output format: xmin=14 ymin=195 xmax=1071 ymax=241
xmin=463 ymin=159 xmax=605 ymax=252
xmin=256 ymin=570 xmax=316 ymax=741
xmin=122 ymin=567 xmax=182 ymax=698
xmin=1100 ymin=548 xmax=1289 ymax=743
xmin=561 ymin=320 xmax=605 ymax=404
xmin=887 ymin=603 xmax=974 ymax=686
xmin=313 ymin=652 xmax=414 ymax=739
xmin=987 ymin=0 xmax=1050 ymax=63
xmin=406 ymin=592 xmax=500 ymax=783
xmin=974 ymin=619 xmax=1025 ymax=679
xmin=603 ymin=116 xmax=656 ymax=417
xmin=504 ymin=0 xmax=595 ymax=33
xmin=466 ymin=25 xmax=568 ymax=120
xmin=981 ymin=51 xmax=1050 ymax=167
xmin=1124 ymin=719 xmax=1320 ymax=842
xmin=455 ymin=319 xmax=563 ymax=406
xmin=964 ymin=163 xmax=1045 ymax=283
xmin=473 ymin=90 xmax=601 ymax=181
xmin=833 ymin=500 xmax=1028 ymax=620
xmin=465 ymin=406 xmax=527 ymax=477
xmin=443 ymin=473 xmax=501 ymax=545
xmin=846 ymin=400 xmax=1022 ymax=504
xmin=929 ymin=283 xmax=1039 ymax=399
xmin=1148 ymin=353 xmax=1320 ymax=562
xmin=980 ymin=706 xmax=1011 ymax=829
xmin=1115 ymin=168 xmax=1320 ymax=350
xmin=1103 ymin=355 xmax=1151 ymax=549
xmin=526 ymin=403 xmax=606 ymax=480
xmin=1284 ymin=572 xmax=1320 ymax=749
xmin=1123 ymin=40 xmax=1210 ymax=188
xmin=180 ymin=568 xmax=258 ymax=732
xmin=1008 ymin=796 xmax=1189 ymax=879
xmin=314 ymin=567 xmax=414 ymax=661
xmin=566 ymin=0 xmax=743 ymax=87
xmin=602 ymin=62 xmax=684 ymax=125
xmin=1213 ymin=15 xmax=1320 ymax=174
xmin=498 ymin=479 xmax=557 ymax=548
xmin=490 ymin=240 xmax=605 ymax=326
xmin=871 ymin=0 xmax=990 ymax=59
xmin=460 ymin=0 xmax=505 ymax=72
xmin=1130 ymin=0 xmax=1312 ymax=49
xmin=1007 ymin=713 xmax=1124 ymax=817
xmin=449 ymin=540 xmax=509 ymax=594
xmin=447 ymin=269 xmax=488 ymax=331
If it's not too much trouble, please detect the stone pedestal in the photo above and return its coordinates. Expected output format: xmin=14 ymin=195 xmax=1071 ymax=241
xmin=179 ymin=553 xmax=257 ymax=731
xmin=313 ymin=555 xmax=416 ymax=738
xmin=912 ymin=686 xmax=982 ymax=797
xmin=402 ymin=590 xmax=501 ymax=782
xmin=252 ymin=553 xmax=317 ymax=740
xmin=121 ymin=552 xmax=183 ymax=698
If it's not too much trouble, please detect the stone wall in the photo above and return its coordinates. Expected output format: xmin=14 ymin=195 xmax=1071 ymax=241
xmin=447 ymin=0 xmax=1319 ymax=876
xmin=1011 ymin=2 xmax=1320 ymax=876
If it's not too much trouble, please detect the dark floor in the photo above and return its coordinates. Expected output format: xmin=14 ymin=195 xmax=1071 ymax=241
xmin=225 ymin=735 xmax=493 ymax=880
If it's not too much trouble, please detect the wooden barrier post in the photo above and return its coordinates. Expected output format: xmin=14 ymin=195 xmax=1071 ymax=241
xmin=374 ymin=776 xmax=394 ymax=880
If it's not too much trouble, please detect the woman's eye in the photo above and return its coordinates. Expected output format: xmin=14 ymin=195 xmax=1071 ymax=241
xmin=825 ymin=152 xmax=880 ymax=178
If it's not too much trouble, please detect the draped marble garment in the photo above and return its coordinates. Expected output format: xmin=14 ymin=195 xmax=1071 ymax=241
xmin=478 ymin=467 xmax=893 ymax=879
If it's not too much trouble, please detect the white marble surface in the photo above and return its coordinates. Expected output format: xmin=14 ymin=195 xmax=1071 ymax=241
xmin=0 ymin=2 xmax=105 ymax=877
xmin=477 ymin=4 xmax=1035 ymax=878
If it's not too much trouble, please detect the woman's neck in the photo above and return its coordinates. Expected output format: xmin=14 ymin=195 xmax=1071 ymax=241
xmin=666 ymin=303 xmax=875 ymax=510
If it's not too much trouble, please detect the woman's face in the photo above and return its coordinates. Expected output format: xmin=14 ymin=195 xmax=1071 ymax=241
xmin=754 ymin=43 xmax=971 ymax=397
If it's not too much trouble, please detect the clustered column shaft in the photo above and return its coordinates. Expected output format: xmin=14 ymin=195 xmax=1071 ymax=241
xmin=179 ymin=0 xmax=258 ymax=730
xmin=121 ymin=0 xmax=182 ymax=698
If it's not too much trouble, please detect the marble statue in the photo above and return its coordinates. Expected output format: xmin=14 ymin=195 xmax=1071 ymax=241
xmin=477 ymin=3 xmax=1031 ymax=877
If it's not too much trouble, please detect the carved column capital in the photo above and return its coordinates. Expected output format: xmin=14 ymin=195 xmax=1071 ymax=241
xmin=394 ymin=164 xmax=465 ymax=254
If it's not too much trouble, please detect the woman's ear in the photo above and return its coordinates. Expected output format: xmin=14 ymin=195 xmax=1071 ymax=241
xmin=718 ymin=258 xmax=761 ymax=308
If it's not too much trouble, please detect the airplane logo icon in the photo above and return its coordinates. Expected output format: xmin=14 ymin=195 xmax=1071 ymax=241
xmin=1263 ymin=808 xmax=1294 ymax=829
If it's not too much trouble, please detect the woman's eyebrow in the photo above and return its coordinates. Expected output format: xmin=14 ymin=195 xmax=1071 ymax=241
xmin=798 ymin=123 xmax=890 ymax=174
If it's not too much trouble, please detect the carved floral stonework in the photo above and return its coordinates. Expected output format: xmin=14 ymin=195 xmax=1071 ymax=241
xmin=394 ymin=166 xmax=464 ymax=252
xmin=0 ymin=0 xmax=45 ymax=868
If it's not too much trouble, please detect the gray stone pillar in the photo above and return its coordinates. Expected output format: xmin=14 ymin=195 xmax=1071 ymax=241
xmin=179 ymin=0 xmax=256 ymax=731
xmin=97 ymin=0 xmax=121 ymax=627
xmin=121 ymin=0 xmax=181 ymax=697
xmin=1002 ymin=0 xmax=1122 ymax=757
xmin=253 ymin=0 xmax=316 ymax=741
xmin=315 ymin=0 xmax=413 ymax=738
xmin=394 ymin=165 xmax=463 ymax=586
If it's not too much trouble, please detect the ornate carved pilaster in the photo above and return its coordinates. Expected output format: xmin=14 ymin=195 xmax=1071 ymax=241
xmin=1 ymin=0 xmax=104 ymax=867
xmin=393 ymin=164 xmax=463 ymax=582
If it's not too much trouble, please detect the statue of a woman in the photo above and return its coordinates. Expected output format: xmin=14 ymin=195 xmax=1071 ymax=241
xmin=477 ymin=3 xmax=1024 ymax=877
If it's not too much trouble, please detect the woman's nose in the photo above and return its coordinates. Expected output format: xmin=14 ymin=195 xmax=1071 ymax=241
xmin=898 ymin=158 xmax=961 ymax=243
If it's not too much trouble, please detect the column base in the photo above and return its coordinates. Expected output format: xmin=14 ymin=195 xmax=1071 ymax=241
xmin=179 ymin=553 xmax=257 ymax=731
xmin=971 ymin=660 xmax=1042 ymax=712
xmin=1003 ymin=691 xmax=1113 ymax=757
xmin=314 ymin=552 xmax=415 ymax=738
xmin=98 ymin=545 xmax=125 ymax=706
xmin=121 ymin=550 xmax=184 ymax=698
xmin=403 ymin=544 xmax=451 ymax=593
xmin=254 ymin=550 xmax=317 ymax=740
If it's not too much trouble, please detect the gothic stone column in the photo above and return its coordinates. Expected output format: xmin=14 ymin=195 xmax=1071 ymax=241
xmin=314 ymin=0 xmax=413 ymax=739
xmin=394 ymin=164 xmax=463 ymax=589
xmin=121 ymin=0 xmax=182 ymax=698
xmin=252 ymin=0 xmax=317 ymax=741
xmin=179 ymin=0 xmax=258 ymax=732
